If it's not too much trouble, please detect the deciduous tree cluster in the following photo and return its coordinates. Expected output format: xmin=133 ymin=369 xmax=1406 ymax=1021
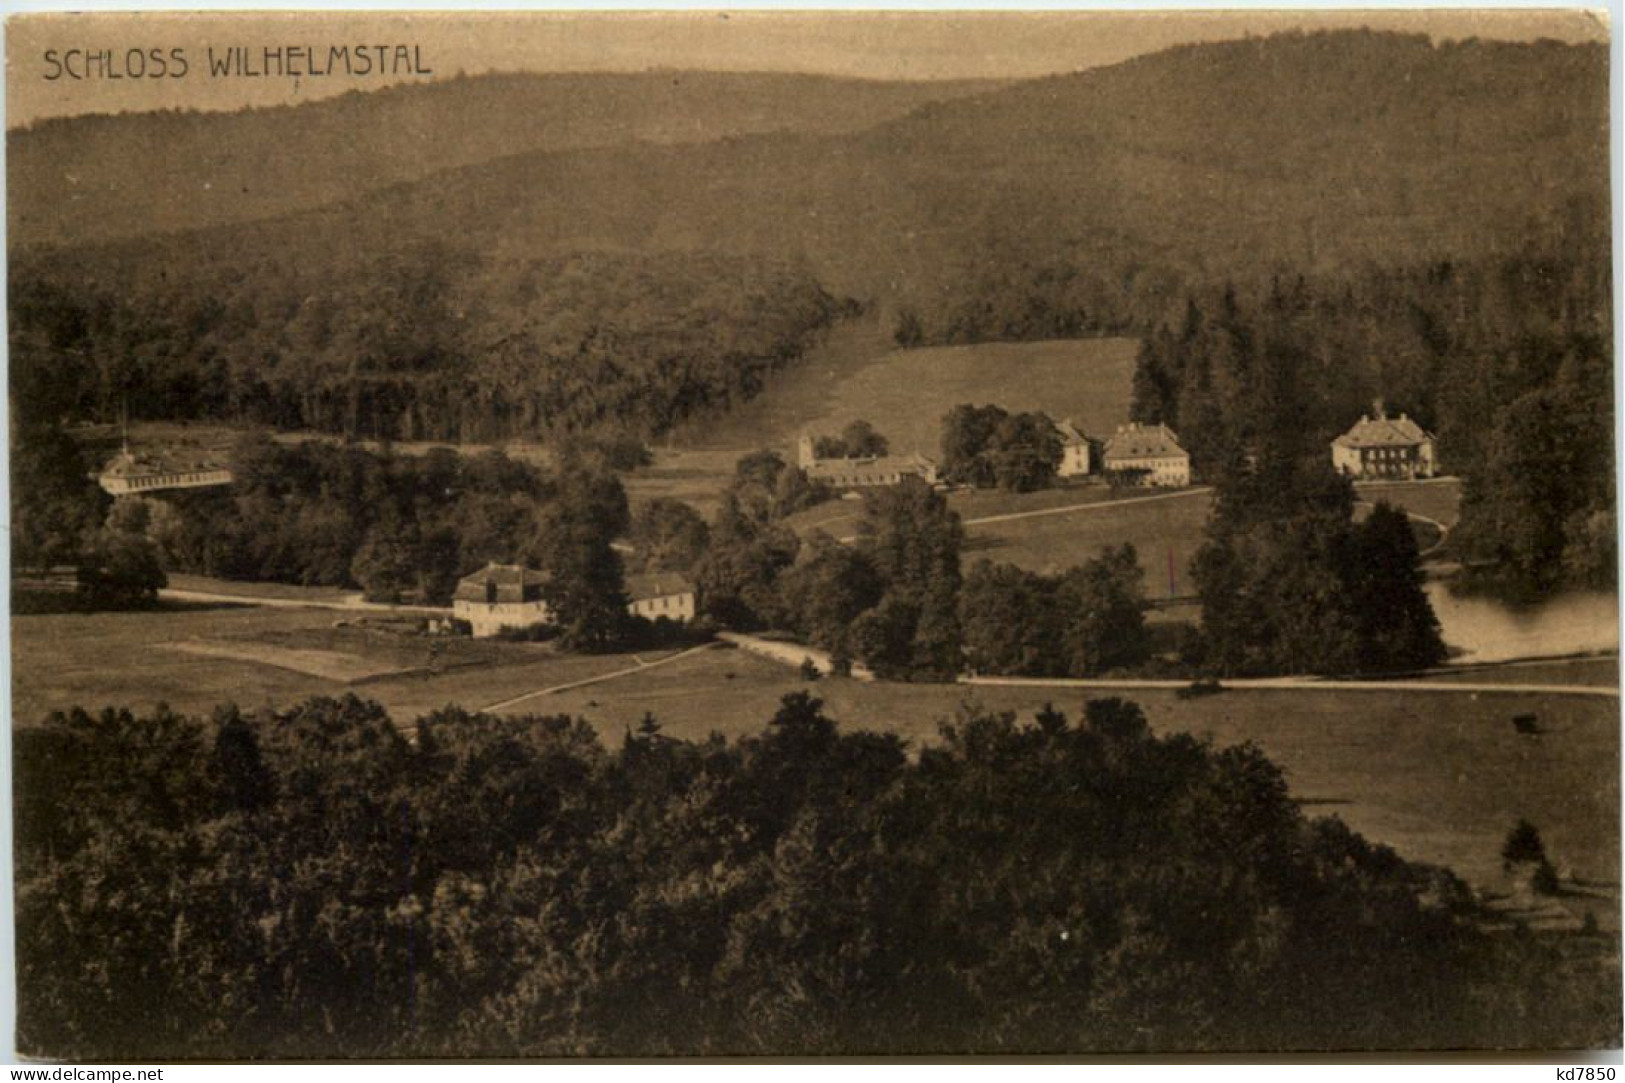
xmin=19 ymin=692 xmax=1612 ymax=1058
xmin=940 ymin=404 xmax=1064 ymax=492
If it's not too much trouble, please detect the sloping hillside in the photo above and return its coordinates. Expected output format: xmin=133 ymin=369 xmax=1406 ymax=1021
xmin=11 ymin=31 xmax=1609 ymax=441
xmin=7 ymin=70 xmax=998 ymax=249
xmin=29 ymin=33 xmax=1603 ymax=308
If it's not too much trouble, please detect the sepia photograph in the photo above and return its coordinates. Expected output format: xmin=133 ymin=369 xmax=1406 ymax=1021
xmin=3 ymin=7 xmax=1619 ymax=1060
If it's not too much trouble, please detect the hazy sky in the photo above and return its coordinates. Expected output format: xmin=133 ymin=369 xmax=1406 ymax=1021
xmin=6 ymin=8 xmax=1608 ymax=128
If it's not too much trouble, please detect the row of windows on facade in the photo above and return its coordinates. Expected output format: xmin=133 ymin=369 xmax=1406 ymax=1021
xmin=477 ymin=590 xmax=686 ymax=612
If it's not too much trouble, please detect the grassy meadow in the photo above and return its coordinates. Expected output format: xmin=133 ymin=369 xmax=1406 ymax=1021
xmin=12 ymin=600 xmax=1615 ymax=928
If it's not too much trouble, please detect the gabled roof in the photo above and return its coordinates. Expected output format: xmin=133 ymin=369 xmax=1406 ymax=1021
xmin=100 ymin=447 xmax=229 ymax=479
xmin=804 ymin=454 xmax=935 ymax=482
xmin=1104 ymin=423 xmax=1187 ymax=461
xmin=624 ymin=573 xmax=696 ymax=602
xmin=1333 ymin=413 xmax=1433 ymax=449
xmin=1054 ymin=419 xmax=1091 ymax=447
xmin=454 ymin=562 xmax=549 ymax=604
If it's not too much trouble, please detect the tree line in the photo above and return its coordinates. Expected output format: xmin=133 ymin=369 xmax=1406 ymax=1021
xmin=10 ymin=243 xmax=850 ymax=444
xmin=1194 ymin=456 xmax=1446 ymax=675
xmin=1127 ymin=241 xmax=1613 ymax=598
xmin=11 ymin=427 xmax=676 ymax=650
xmin=17 ymin=691 xmax=1615 ymax=1058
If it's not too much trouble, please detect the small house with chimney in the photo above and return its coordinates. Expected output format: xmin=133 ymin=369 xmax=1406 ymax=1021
xmin=1331 ymin=407 xmax=1437 ymax=480
xmin=1054 ymin=419 xmax=1096 ymax=478
xmin=625 ymin=573 xmax=697 ymax=623
xmin=453 ymin=563 xmax=551 ymax=638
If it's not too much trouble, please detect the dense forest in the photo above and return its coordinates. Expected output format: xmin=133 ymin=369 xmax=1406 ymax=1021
xmin=1129 ymin=237 xmax=1613 ymax=597
xmin=10 ymin=245 xmax=849 ymax=442
xmin=10 ymin=33 xmax=1606 ymax=408
xmin=16 ymin=692 xmax=1618 ymax=1057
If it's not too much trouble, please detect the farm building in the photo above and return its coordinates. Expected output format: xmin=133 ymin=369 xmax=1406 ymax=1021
xmin=625 ymin=573 xmax=697 ymax=623
xmin=453 ymin=563 xmax=552 ymax=638
xmin=1054 ymin=419 xmax=1096 ymax=478
xmin=1331 ymin=409 xmax=1437 ymax=480
xmin=797 ymin=434 xmax=939 ymax=489
xmin=97 ymin=447 xmax=233 ymax=496
xmin=1103 ymin=423 xmax=1191 ymax=487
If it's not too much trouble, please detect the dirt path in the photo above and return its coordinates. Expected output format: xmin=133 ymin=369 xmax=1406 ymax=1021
xmin=963 ymin=674 xmax=1618 ymax=698
xmin=718 ymin=630 xmax=876 ymax=680
xmin=161 ymin=586 xmax=451 ymax=617
xmin=478 ymin=642 xmax=719 ymax=712
xmin=828 ymin=486 xmax=1214 ymax=542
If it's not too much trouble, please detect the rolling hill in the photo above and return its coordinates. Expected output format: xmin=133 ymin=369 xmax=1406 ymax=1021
xmin=23 ymin=32 xmax=1606 ymax=307
xmin=7 ymin=70 xmax=998 ymax=249
xmin=11 ymin=30 xmax=1610 ymax=443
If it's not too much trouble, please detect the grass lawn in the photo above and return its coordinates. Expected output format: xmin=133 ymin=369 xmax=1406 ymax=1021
xmin=12 ymin=604 xmax=603 ymax=724
xmin=793 ymin=337 xmax=1139 ymax=464
xmin=964 ymin=489 xmax=1212 ymax=585
xmin=622 ymin=446 xmax=748 ymax=521
xmin=1414 ymin=656 xmax=1619 ymax=688
xmin=166 ymin=573 xmax=358 ymax=603
xmin=518 ymin=649 xmax=1620 ymax=922
xmin=13 ymin=605 xmax=1618 ymax=926
xmin=12 ymin=605 xmax=358 ymax=722
xmin=955 ymin=479 xmax=1460 ymax=583
xmin=949 ymin=483 xmax=1125 ymax=521
xmin=1355 ymin=479 xmax=1463 ymax=528
xmin=665 ymin=315 xmax=1138 ymax=484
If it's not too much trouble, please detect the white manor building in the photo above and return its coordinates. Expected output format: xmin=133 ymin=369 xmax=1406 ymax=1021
xmin=1331 ymin=410 xmax=1437 ymax=480
xmin=453 ymin=563 xmax=552 ymax=638
xmin=625 ymin=573 xmax=697 ymax=623
xmin=454 ymin=563 xmax=698 ymax=638
xmin=1102 ymin=423 xmax=1191 ymax=487
xmin=98 ymin=447 xmax=233 ymax=496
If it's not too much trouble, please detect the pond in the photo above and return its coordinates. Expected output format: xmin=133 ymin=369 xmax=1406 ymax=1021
xmin=1426 ymin=582 xmax=1620 ymax=664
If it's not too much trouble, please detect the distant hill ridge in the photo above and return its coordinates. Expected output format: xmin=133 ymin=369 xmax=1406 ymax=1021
xmin=8 ymin=69 xmax=1001 ymax=249
xmin=16 ymin=31 xmax=1609 ymax=328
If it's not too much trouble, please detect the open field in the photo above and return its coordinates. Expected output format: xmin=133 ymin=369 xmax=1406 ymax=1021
xmin=11 ymin=603 xmax=567 ymax=723
xmin=1356 ymin=478 xmax=1464 ymax=528
xmin=958 ymin=477 xmax=1462 ymax=582
xmin=965 ymin=488 xmax=1212 ymax=584
xmin=12 ymin=605 xmax=365 ymax=722
xmin=671 ymin=317 xmax=1140 ymax=459
xmin=1414 ymin=656 xmax=1619 ymax=688
xmin=651 ymin=316 xmax=1141 ymax=511
xmin=15 ymin=602 xmax=1616 ymax=927
xmin=782 ymin=337 xmax=1140 ymax=464
xmin=166 ymin=573 xmax=359 ymax=604
xmin=532 ymin=649 xmax=1619 ymax=922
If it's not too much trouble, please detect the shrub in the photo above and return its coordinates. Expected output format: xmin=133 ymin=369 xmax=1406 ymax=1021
xmin=1502 ymin=819 xmax=1548 ymax=869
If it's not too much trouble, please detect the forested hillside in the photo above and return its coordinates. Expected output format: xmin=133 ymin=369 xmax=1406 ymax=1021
xmin=12 ymin=33 xmax=1606 ymax=385
xmin=29 ymin=32 xmax=1598 ymax=314
xmin=10 ymin=31 xmax=1610 ymax=480
xmin=1129 ymin=233 xmax=1614 ymax=597
xmin=8 ymin=71 xmax=997 ymax=249
xmin=11 ymin=245 xmax=849 ymax=441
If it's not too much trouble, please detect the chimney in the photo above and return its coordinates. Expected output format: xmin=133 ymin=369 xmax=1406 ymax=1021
xmin=1372 ymin=398 xmax=1386 ymax=420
